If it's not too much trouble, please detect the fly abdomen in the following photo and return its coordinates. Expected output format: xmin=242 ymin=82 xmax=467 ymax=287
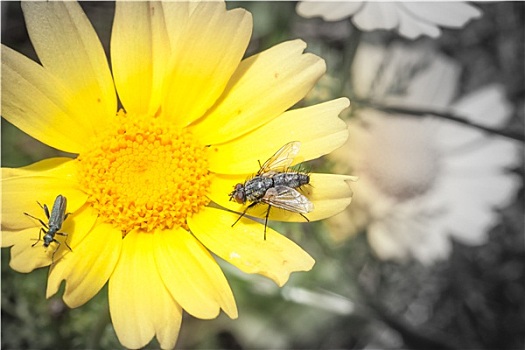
xmin=272 ymin=172 xmax=309 ymax=189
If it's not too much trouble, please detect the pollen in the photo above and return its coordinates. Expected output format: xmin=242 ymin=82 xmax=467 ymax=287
xmin=77 ymin=110 xmax=211 ymax=234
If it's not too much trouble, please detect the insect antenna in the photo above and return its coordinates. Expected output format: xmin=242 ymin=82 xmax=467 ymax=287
xmin=24 ymin=212 xmax=49 ymax=229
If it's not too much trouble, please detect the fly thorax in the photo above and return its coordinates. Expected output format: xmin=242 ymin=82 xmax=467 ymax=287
xmin=244 ymin=176 xmax=274 ymax=202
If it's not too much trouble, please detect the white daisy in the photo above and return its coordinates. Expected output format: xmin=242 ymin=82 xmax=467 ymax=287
xmin=328 ymin=43 xmax=522 ymax=264
xmin=296 ymin=1 xmax=482 ymax=39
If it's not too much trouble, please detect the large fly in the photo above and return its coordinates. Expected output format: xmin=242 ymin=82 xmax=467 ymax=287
xmin=229 ymin=141 xmax=314 ymax=239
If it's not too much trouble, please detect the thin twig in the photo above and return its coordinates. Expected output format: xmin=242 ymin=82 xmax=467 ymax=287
xmin=356 ymin=99 xmax=525 ymax=143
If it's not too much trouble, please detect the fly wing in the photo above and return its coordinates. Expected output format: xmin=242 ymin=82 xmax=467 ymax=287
xmin=257 ymin=141 xmax=301 ymax=176
xmin=262 ymin=185 xmax=313 ymax=214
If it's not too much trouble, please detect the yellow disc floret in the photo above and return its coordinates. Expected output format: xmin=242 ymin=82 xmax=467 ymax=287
xmin=77 ymin=110 xmax=211 ymax=234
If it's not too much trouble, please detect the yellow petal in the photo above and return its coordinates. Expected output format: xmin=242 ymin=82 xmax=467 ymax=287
xmin=2 ymin=158 xmax=87 ymax=230
xmin=2 ymin=228 xmax=52 ymax=272
xmin=3 ymin=204 xmax=98 ymax=274
xmin=209 ymin=173 xmax=357 ymax=222
xmin=21 ymin=2 xmax=116 ymax=129
xmin=208 ymin=98 xmax=350 ymax=174
xmin=46 ymin=219 xmax=121 ymax=308
xmin=161 ymin=2 xmax=190 ymax=50
xmin=162 ymin=3 xmax=252 ymax=127
xmin=189 ymin=40 xmax=326 ymax=144
xmin=2 ymin=47 xmax=97 ymax=153
xmin=306 ymin=173 xmax=357 ymax=220
xmin=188 ymin=207 xmax=315 ymax=287
xmin=111 ymin=2 xmax=171 ymax=115
xmin=109 ymin=231 xmax=182 ymax=349
xmin=154 ymin=228 xmax=237 ymax=319
xmin=2 ymin=157 xmax=74 ymax=178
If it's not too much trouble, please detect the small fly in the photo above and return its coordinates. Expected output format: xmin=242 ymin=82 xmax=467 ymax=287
xmin=24 ymin=194 xmax=72 ymax=261
xmin=229 ymin=141 xmax=314 ymax=239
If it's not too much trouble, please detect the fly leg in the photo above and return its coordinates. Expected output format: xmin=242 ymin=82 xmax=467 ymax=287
xmin=263 ymin=205 xmax=271 ymax=240
xmin=31 ymin=227 xmax=47 ymax=247
xmin=232 ymin=202 xmax=258 ymax=227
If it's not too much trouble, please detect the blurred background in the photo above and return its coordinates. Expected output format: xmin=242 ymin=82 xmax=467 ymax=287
xmin=2 ymin=1 xmax=524 ymax=349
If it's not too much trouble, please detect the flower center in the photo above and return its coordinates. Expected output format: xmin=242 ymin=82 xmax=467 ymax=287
xmin=362 ymin=116 xmax=441 ymax=201
xmin=77 ymin=110 xmax=211 ymax=234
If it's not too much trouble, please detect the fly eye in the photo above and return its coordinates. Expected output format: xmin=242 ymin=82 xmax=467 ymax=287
xmin=234 ymin=193 xmax=244 ymax=203
xmin=230 ymin=183 xmax=245 ymax=203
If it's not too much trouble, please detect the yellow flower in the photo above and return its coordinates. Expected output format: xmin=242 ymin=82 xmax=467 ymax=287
xmin=2 ymin=1 xmax=354 ymax=348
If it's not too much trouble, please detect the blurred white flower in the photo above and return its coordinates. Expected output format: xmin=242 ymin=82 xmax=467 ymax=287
xmin=296 ymin=1 xmax=482 ymax=39
xmin=328 ymin=43 xmax=522 ymax=264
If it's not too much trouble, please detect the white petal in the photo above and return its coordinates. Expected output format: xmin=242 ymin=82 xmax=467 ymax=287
xmin=451 ymin=84 xmax=513 ymax=127
xmin=410 ymin=226 xmax=451 ymax=264
xmin=367 ymin=221 xmax=409 ymax=262
xmin=435 ymin=121 xmax=484 ymax=152
xmin=443 ymin=136 xmax=521 ymax=175
xmin=351 ymin=43 xmax=388 ymax=98
xmin=352 ymin=3 xmax=399 ymax=31
xmin=433 ymin=172 xmax=520 ymax=245
xmin=396 ymin=7 xmax=441 ymax=39
xmin=402 ymin=2 xmax=482 ymax=28
xmin=352 ymin=43 xmax=460 ymax=108
xmin=296 ymin=1 xmax=363 ymax=21
xmin=404 ymin=53 xmax=460 ymax=108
